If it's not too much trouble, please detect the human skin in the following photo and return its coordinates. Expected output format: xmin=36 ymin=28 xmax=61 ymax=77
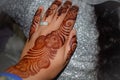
xmin=6 ymin=0 xmax=79 ymax=80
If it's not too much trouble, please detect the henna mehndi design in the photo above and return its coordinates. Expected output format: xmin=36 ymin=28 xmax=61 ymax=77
xmin=29 ymin=8 xmax=42 ymax=39
xmin=7 ymin=5 xmax=79 ymax=78
xmin=58 ymin=1 xmax=72 ymax=16
xmin=45 ymin=0 xmax=62 ymax=19
xmin=58 ymin=6 xmax=79 ymax=38
xmin=7 ymin=31 xmax=63 ymax=78
xmin=66 ymin=35 xmax=77 ymax=61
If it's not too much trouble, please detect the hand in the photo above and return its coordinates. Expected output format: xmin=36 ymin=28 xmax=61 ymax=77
xmin=6 ymin=0 xmax=79 ymax=80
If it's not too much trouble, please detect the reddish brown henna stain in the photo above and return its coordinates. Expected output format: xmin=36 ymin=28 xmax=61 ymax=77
xmin=58 ymin=6 xmax=79 ymax=38
xmin=29 ymin=25 xmax=35 ymax=40
xmin=58 ymin=1 xmax=72 ymax=16
xmin=29 ymin=8 xmax=42 ymax=39
xmin=45 ymin=0 xmax=62 ymax=19
xmin=7 ymin=5 xmax=79 ymax=78
xmin=7 ymin=31 xmax=63 ymax=78
xmin=66 ymin=35 xmax=77 ymax=61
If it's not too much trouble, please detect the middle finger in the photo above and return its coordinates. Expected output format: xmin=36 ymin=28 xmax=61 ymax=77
xmin=42 ymin=0 xmax=62 ymax=23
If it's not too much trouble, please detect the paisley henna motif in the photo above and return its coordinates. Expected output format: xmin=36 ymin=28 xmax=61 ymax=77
xmin=44 ymin=0 xmax=62 ymax=19
xmin=7 ymin=5 xmax=79 ymax=78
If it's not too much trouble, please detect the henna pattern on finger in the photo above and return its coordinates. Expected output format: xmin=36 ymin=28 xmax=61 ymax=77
xmin=29 ymin=25 xmax=35 ymax=40
xmin=45 ymin=0 xmax=62 ymax=20
xmin=58 ymin=6 xmax=79 ymax=39
xmin=33 ymin=8 xmax=42 ymax=24
xmin=29 ymin=8 xmax=42 ymax=40
xmin=66 ymin=35 xmax=77 ymax=61
xmin=58 ymin=1 xmax=72 ymax=16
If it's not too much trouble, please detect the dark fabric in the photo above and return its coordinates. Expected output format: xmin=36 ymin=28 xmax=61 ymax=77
xmin=95 ymin=1 xmax=120 ymax=80
xmin=0 ymin=27 xmax=13 ymax=52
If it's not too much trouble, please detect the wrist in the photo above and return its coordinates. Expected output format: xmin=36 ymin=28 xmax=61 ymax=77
xmin=6 ymin=65 xmax=54 ymax=80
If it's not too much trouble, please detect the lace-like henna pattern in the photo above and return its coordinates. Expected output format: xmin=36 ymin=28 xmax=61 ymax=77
xmin=58 ymin=1 xmax=72 ymax=16
xmin=29 ymin=8 xmax=42 ymax=39
xmin=7 ymin=5 xmax=79 ymax=78
xmin=45 ymin=0 xmax=62 ymax=19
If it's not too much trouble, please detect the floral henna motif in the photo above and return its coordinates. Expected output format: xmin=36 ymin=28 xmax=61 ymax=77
xmin=58 ymin=1 xmax=72 ymax=16
xmin=45 ymin=0 xmax=62 ymax=19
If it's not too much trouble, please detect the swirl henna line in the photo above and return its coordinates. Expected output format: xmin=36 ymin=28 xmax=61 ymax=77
xmin=26 ymin=50 xmax=43 ymax=57
xmin=45 ymin=0 xmax=62 ymax=19
xmin=26 ymin=48 xmax=54 ymax=59
xmin=61 ymin=24 xmax=71 ymax=34
xmin=7 ymin=31 xmax=63 ymax=78
xmin=30 ymin=48 xmax=43 ymax=53
xmin=60 ymin=27 xmax=70 ymax=36
xmin=58 ymin=6 xmax=79 ymax=38
xmin=59 ymin=24 xmax=71 ymax=38
xmin=7 ymin=54 xmax=50 ymax=78
xmin=57 ymin=30 xmax=65 ymax=45
xmin=55 ymin=6 xmax=79 ymax=46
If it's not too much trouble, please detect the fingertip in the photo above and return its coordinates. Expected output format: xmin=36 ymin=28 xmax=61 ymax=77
xmin=72 ymin=5 xmax=79 ymax=11
xmin=39 ymin=6 xmax=44 ymax=17
xmin=38 ymin=6 xmax=44 ymax=10
xmin=35 ymin=6 xmax=44 ymax=16
xmin=31 ymin=6 xmax=44 ymax=29
xmin=57 ymin=0 xmax=62 ymax=2
xmin=37 ymin=6 xmax=44 ymax=14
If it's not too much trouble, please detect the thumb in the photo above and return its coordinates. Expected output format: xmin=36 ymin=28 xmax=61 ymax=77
xmin=64 ymin=29 xmax=77 ymax=63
